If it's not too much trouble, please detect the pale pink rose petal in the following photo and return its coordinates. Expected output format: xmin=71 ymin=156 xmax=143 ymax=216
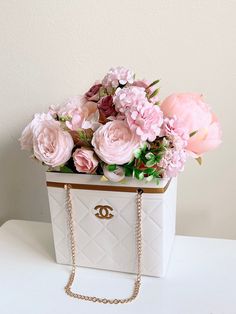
xmin=91 ymin=120 xmax=141 ymax=165
xmin=73 ymin=148 xmax=98 ymax=173
xmin=27 ymin=113 xmax=74 ymax=167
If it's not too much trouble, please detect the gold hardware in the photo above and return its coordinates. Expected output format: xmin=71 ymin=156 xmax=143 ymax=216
xmin=94 ymin=205 xmax=114 ymax=219
xmin=64 ymin=183 xmax=143 ymax=304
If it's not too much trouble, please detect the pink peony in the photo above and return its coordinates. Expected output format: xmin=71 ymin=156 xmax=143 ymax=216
xmin=133 ymin=80 xmax=159 ymax=104
xmin=114 ymin=86 xmax=147 ymax=114
xmin=20 ymin=113 xmax=74 ymax=167
xmin=53 ymin=96 xmax=100 ymax=131
xmin=161 ymin=93 xmax=222 ymax=156
xmin=85 ymin=83 xmax=102 ymax=101
xmin=98 ymin=95 xmax=117 ymax=118
xmin=102 ymin=66 xmax=134 ymax=88
xmin=187 ymin=114 xmax=222 ymax=156
xmin=126 ymin=102 xmax=163 ymax=142
xmin=159 ymin=148 xmax=187 ymax=177
xmin=73 ymin=147 xmax=98 ymax=173
xmin=91 ymin=120 xmax=140 ymax=164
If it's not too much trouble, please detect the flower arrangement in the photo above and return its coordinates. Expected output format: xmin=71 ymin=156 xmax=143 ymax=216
xmin=20 ymin=66 xmax=222 ymax=183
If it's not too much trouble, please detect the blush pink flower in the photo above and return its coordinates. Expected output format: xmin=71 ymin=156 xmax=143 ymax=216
xmin=159 ymin=148 xmax=187 ymax=178
xmin=103 ymin=166 xmax=125 ymax=182
xmin=20 ymin=113 xmax=74 ymax=167
xmin=20 ymin=113 xmax=52 ymax=151
xmin=126 ymin=102 xmax=163 ymax=142
xmin=133 ymin=79 xmax=159 ymax=104
xmin=53 ymin=96 xmax=100 ymax=131
xmin=73 ymin=147 xmax=98 ymax=173
xmin=187 ymin=114 xmax=222 ymax=156
xmin=91 ymin=120 xmax=140 ymax=164
xmin=102 ymin=66 xmax=134 ymax=88
xmin=114 ymin=86 xmax=147 ymax=114
xmin=160 ymin=116 xmax=189 ymax=150
xmin=161 ymin=93 xmax=222 ymax=156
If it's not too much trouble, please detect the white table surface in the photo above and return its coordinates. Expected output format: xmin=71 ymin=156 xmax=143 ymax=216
xmin=0 ymin=220 xmax=236 ymax=314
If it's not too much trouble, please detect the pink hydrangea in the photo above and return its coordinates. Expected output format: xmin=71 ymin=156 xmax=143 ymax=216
xmin=102 ymin=66 xmax=134 ymax=88
xmin=161 ymin=116 xmax=189 ymax=150
xmin=133 ymin=80 xmax=159 ymax=104
xmin=114 ymin=86 xmax=147 ymax=114
xmin=159 ymin=148 xmax=187 ymax=177
xmin=126 ymin=102 xmax=163 ymax=142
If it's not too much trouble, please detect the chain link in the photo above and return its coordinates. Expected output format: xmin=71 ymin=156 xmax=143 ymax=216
xmin=64 ymin=184 xmax=143 ymax=304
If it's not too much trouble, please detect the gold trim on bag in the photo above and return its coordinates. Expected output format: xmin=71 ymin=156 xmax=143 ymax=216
xmin=46 ymin=180 xmax=171 ymax=193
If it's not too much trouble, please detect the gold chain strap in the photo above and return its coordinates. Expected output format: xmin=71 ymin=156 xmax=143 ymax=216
xmin=64 ymin=184 xmax=143 ymax=304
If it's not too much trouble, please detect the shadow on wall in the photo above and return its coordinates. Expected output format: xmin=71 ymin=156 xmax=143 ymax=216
xmin=0 ymin=138 xmax=51 ymax=225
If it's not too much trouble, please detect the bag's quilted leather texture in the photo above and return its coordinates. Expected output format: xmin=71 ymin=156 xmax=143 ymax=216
xmin=47 ymin=178 xmax=177 ymax=277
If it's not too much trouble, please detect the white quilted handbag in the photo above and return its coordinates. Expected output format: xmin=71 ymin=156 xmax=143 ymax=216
xmin=46 ymin=172 xmax=177 ymax=303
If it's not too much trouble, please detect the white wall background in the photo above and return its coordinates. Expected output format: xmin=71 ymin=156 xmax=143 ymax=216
xmin=0 ymin=0 xmax=235 ymax=239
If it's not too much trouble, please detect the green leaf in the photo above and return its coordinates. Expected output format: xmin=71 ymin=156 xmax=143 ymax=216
xmin=190 ymin=130 xmax=198 ymax=137
xmin=143 ymin=168 xmax=156 ymax=175
xmin=146 ymin=175 xmax=154 ymax=182
xmin=147 ymin=79 xmax=160 ymax=89
xmin=124 ymin=166 xmax=133 ymax=177
xmin=60 ymin=165 xmax=73 ymax=173
xmin=145 ymin=152 xmax=155 ymax=160
xmin=155 ymin=154 xmax=163 ymax=163
xmin=127 ymin=159 xmax=135 ymax=166
xmin=134 ymin=169 xmax=144 ymax=180
xmin=145 ymin=159 xmax=156 ymax=167
xmin=140 ymin=142 xmax=147 ymax=151
xmin=59 ymin=115 xmax=71 ymax=122
xmin=134 ymin=148 xmax=142 ymax=159
xmin=149 ymin=88 xmax=160 ymax=99
xmin=107 ymin=164 xmax=117 ymax=171
xmin=195 ymin=157 xmax=202 ymax=165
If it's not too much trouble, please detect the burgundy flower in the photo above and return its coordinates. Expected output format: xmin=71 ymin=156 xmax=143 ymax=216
xmin=85 ymin=84 xmax=102 ymax=101
xmin=98 ymin=95 xmax=117 ymax=118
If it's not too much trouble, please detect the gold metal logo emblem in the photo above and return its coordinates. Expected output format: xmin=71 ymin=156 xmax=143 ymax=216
xmin=94 ymin=205 xmax=114 ymax=219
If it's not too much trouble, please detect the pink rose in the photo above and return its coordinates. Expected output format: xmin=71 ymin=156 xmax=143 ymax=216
xmin=53 ymin=96 xmax=100 ymax=131
xmin=20 ymin=113 xmax=74 ymax=167
xmin=73 ymin=147 xmax=98 ymax=173
xmin=20 ymin=113 xmax=53 ymax=151
xmin=161 ymin=93 xmax=222 ymax=155
xmin=91 ymin=120 xmax=140 ymax=164
xmin=85 ymin=84 xmax=102 ymax=101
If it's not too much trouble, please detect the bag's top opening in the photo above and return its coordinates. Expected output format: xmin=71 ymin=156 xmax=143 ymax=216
xmin=46 ymin=172 xmax=171 ymax=194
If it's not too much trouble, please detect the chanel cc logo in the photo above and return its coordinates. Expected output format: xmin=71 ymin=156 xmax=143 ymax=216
xmin=94 ymin=205 xmax=114 ymax=219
